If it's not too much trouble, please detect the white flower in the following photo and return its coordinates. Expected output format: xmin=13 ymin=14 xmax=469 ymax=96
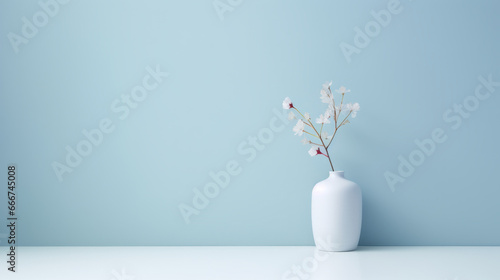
xmin=346 ymin=102 xmax=360 ymax=118
xmin=315 ymin=112 xmax=331 ymax=124
xmin=308 ymin=146 xmax=325 ymax=157
xmin=293 ymin=119 xmax=305 ymax=136
xmin=326 ymin=103 xmax=333 ymax=116
xmin=328 ymin=103 xmax=342 ymax=116
xmin=321 ymin=131 xmax=330 ymax=140
xmin=322 ymin=81 xmax=332 ymax=90
xmin=282 ymin=97 xmax=293 ymax=109
xmin=320 ymin=89 xmax=331 ymax=104
xmin=335 ymin=104 xmax=348 ymax=112
xmin=301 ymin=137 xmax=310 ymax=145
xmin=335 ymin=86 xmax=351 ymax=95
xmin=304 ymin=112 xmax=311 ymax=121
xmin=308 ymin=146 xmax=319 ymax=156
xmin=288 ymin=111 xmax=296 ymax=120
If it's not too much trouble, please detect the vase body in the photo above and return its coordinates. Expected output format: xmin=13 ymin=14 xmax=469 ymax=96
xmin=311 ymin=171 xmax=362 ymax=252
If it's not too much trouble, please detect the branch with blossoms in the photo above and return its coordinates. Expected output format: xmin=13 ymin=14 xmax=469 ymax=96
xmin=283 ymin=82 xmax=360 ymax=172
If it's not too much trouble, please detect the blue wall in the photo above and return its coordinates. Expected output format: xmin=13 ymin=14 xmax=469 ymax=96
xmin=1 ymin=0 xmax=499 ymax=246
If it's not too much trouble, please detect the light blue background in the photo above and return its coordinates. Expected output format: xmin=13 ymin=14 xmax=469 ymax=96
xmin=1 ymin=0 xmax=499 ymax=246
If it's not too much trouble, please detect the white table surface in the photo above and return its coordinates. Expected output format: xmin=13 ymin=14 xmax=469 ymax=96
xmin=1 ymin=246 xmax=499 ymax=280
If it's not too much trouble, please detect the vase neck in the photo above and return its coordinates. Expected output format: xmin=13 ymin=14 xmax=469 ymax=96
xmin=329 ymin=171 xmax=344 ymax=178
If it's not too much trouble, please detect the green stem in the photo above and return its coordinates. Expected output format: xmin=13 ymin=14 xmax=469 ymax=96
xmin=304 ymin=131 xmax=319 ymax=138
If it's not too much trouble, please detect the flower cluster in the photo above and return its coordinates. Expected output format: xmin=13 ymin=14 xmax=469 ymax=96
xmin=283 ymin=82 xmax=360 ymax=171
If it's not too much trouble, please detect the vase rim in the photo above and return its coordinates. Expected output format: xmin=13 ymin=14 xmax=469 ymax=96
xmin=329 ymin=171 xmax=345 ymax=177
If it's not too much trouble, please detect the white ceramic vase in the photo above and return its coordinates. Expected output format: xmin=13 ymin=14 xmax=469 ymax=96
xmin=311 ymin=171 xmax=362 ymax=252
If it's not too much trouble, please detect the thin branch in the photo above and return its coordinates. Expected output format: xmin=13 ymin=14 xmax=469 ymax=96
xmin=303 ymin=131 xmax=319 ymax=138
xmin=326 ymin=110 xmax=352 ymax=149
